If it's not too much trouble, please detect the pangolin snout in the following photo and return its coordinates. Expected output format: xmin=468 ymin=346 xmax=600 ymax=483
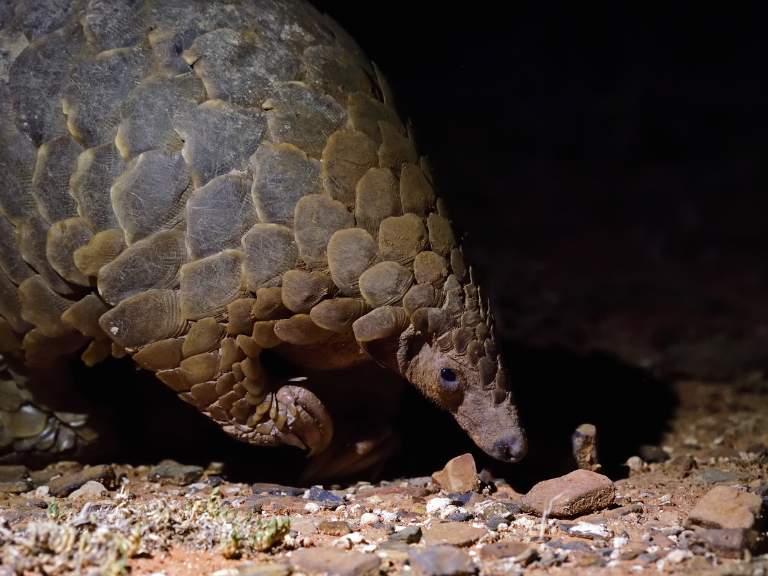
xmin=492 ymin=432 xmax=527 ymax=463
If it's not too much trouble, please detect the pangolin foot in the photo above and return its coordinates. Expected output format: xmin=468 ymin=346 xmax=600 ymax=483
xmin=220 ymin=381 xmax=333 ymax=456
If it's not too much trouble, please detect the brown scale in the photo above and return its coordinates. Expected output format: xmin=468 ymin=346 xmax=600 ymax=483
xmin=0 ymin=0 xmax=526 ymax=473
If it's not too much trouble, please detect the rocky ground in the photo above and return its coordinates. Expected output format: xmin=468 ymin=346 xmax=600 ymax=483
xmin=2 ymin=380 xmax=768 ymax=576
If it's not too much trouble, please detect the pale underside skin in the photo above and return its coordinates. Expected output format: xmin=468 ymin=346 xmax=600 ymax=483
xmin=0 ymin=0 xmax=526 ymax=476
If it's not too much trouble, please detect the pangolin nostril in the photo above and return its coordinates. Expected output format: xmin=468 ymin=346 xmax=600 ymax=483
xmin=493 ymin=433 xmax=528 ymax=462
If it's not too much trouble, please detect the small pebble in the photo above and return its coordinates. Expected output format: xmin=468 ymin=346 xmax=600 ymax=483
xmin=426 ymin=497 xmax=451 ymax=515
xmin=474 ymin=500 xmax=513 ymax=521
xmin=359 ymin=512 xmax=380 ymax=525
xmin=423 ymin=522 xmax=487 ymax=547
xmin=389 ymin=525 xmax=422 ymax=544
xmin=685 ymin=486 xmax=763 ymax=530
xmin=431 ymin=453 xmax=480 ymax=493
xmin=289 ymin=549 xmax=379 ymax=576
xmin=46 ymin=465 xmax=116 ymax=497
xmin=409 ymin=545 xmax=475 ymax=576
xmin=317 ymin=520 xmax=353 ymax=536
xmin=308 ymin=485 xmax=345 ymax=505
xmin=521 ymin=469 xmax=615 ymax=517
xmin=445 ymin=512 xmax=473 ymax=522
xmin=486 ymin=515 xmax=509 ymax=531
xmin=691 ymin=528 xmax=768 ymax=558
xmin=69 ymin=481 xmax=108 ymax=500
xmin=479 ymin=541 xmax=534 ymax=561
xmin=186 ymin=482 xmax=208 ymax=494
xmin=147 ymin=460 xmax=203 ymax=486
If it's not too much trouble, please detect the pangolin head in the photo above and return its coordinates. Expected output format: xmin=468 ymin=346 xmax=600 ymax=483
xmin=353 ymin=274 xmax=527 ymax=464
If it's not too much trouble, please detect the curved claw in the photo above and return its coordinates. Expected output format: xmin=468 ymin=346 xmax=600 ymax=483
xmin=276 ymin=385 xmax=333 ymax=456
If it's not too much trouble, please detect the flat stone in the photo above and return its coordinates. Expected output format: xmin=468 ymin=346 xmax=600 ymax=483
xmin=691 ymin=528 xmax=768 ymax=559
xmin=409 ymin=546 xmax=476 ymax=576
xmin=583 ymin=503 xmax=643 ymax=521
xmin=239 ymin=495 xmax=323 ymax=514
xmin=474 ymin=500 xmax=514 ymax=521
xmin=357 ymin=485 xmax=428 ymax=507
xmin=0 ymin=480 xmax=31 ymax=493
xmin=317 ymin=520 xmax=352 ymax=536
xmin=389 ymin=525 xmax=422 ymax=544
xmin=478 ymin=541 xmax=533 ymax=561
xmin=665 ymin=455 xmax=696 ymax=476
xmin=684 ymin=486 xmax=763 ymax=530
xmin=69 ymin=480 xmax=108 ymax=500
xmin=486 ymin=516 xmax=510 ymax=531
xmin=237 ymin=563 xmax=292 ymax=576
xmin=520 ymin=469 xmax=615 ymax=517
xmin=559 ymin=521 xmax=613 ymax=539
xmin=445 ymin=513 xmax=473 ymax=522
xmin=289 ymin=517 xmax=317 ymax=534
xmin=0 ymin=464 xmax=28 ymax=481
xmin=446 ymin=492 xmax=474 ymax=505
xmin=308 ymin=485 xmax=345 ymax=505
xmin=30 ymin=461 xmax=83 ymax=486
xmin=431 ymin=453 xmax=479 ymax=494
xmin=46 ymin=464 xmax=116 ymax=497
xmin=369 ymin=523 xmax=395 ymax=534
xmin=251 ymin=482 xmax=305 ymax=497
xmin=423 ymin=522 xmax=487 ymax=547
xmin=549 ymin=539 xmax=592 ymax=552
xmin=693 ymin=469 xmax=753 ymax=484
xmin=289 ymin=547 xmax=380 ymax=576
xmin=148 ymin=459 xmax=204 ymax=486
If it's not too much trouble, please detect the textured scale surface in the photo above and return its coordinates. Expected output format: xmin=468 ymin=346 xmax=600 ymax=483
xmin=0 ymin=0 xmax=526 ymax=474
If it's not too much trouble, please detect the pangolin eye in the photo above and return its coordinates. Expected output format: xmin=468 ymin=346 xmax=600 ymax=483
xmin=440 ymin=368 xmax=458 ymax=382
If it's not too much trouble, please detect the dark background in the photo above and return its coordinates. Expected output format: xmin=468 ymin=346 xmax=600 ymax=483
xmin=81 ymin=3 xmax=768 ymax=486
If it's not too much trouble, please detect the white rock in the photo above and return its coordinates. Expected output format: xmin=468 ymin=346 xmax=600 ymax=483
xmin=665 ymin=550 xmax=692 ymax=564
xmin=333 ymin=537 xmax=353 ymax=549
xmin=440 ymin=505 xmax=459 ymax=519
xmin=612 ymin=536 xmax=628 ymax=548
xmin=425 ymin=497 xmax=451 ymax=514
xmin=568 ymin=522 xmax=613 ymax=539
xmin=304 ymin=502 xmax=322 ymax=513
xmin=513 ymin=516 xmax=536 ymax=529
xmin=69 ymin=481 xmax=108 ymax=500
xmin=23 ymin=485 xmax=50 ymax=499
xmin=360 ymin=512 xmax=380 ymax=525
xmin=380 ymin=510 xmax=398 ymax=523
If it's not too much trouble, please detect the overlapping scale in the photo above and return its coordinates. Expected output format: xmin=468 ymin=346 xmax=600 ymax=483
xmin=0 ymin=0 xmax=495 ymax=466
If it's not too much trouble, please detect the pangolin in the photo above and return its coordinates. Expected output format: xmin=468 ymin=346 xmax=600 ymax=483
xmin=0 ymin=0 xmax=526 ymax=477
